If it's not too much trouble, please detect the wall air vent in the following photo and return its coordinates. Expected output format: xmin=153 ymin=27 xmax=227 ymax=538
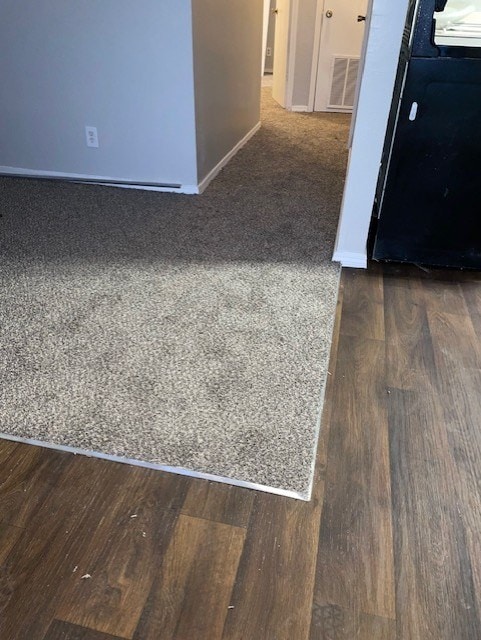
xmin=328 ymin=56 xmax=360 ymax=111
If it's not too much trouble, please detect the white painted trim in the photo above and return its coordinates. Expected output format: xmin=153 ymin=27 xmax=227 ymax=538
xmin=0 ymin=165 xmax=200 ymax=194
xmin=285 ymin=0 xmax=299 ymax=109
xmin=332 ymin=250 xmax=368 ymax=268
xmin=197 ymin=121 xmax=262 ymax=194
xmin=333 ymin=0 xmax=410 ymax=269
xmin=0 ymin=124 xmax=260 ymax=197
xmin=86 ymin=182 xmax=199 ymax=194
xmin=325 ymin=107 xmax=354 ymax=113
xmin=348 ymin=0 xmax=375 ymax=148
xmin=0 ymin=432 xmax=309 ymax=501
xmin=308 ymin=0 xmax=325 ymax=111
xmin=0 ymin=123 xmax=262 ymax=196
xmin=290 ymin=105 xmax=310 ymax=112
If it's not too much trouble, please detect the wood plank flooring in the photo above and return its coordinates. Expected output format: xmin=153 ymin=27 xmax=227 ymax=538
xmin=1 ymin=262 xmax=481 ymax=639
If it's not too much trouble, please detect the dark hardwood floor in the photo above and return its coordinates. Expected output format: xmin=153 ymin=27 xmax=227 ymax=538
xmin=1 ymin=263 xmax=481 ymax=639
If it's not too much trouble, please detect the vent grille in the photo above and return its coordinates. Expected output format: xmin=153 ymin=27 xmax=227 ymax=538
xmin=328 ymin=56 xmax=360 ymax=111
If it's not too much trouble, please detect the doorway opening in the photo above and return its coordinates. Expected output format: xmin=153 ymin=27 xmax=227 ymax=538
xmin=263 ymin=0 xmax=276 ymax=79
xmin=262 ymin=0 xmax=369 ymax=114
xmin=256 ymin=0 xmax=373 ymax=272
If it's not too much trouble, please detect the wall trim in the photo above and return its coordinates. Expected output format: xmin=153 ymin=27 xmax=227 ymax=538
xmin=333 ymin=0 xmax=410 ymax=269
xmin=285 ymin=0 xmax=300 ymax=109
xmin=0 ymin=165 xmax=200 ymax=194
xmin=290 ymin=105 xmax=311 ymax=112
xmin=197 ymin=121 xmax=261 ymax=194
xmin=308 ymin=0 xmax=325 ymax=111
xmin=0 ymin=123 xmax=262 ymax=196
xmin=332 ymin=250 xmax=368 ymax=268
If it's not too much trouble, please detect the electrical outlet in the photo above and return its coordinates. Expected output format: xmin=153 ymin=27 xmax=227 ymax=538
xmin=266 ymin=47 xmax=272 ymax=57
xmin=85 ymin=126 xmax=99 ymax=148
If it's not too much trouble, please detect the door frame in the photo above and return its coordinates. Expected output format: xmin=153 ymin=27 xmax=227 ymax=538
xmin=308 ymin=1 xmax=325 ymax=111
xmin=348 ymin=0 xmax=374 ymax=146
xmin=281 ymin=0 xmax=367 ymax=113
xmin=270 ymin=0 xmax=298 ymax=109
xmin=333 ymin=0 xmax=411 ymax=267
xmin=271 ymin=0 xmax=325 ymax=112
xmin=268 ymin=0 xmax=412 ymax=269
xmin=285 ymin=0 xmax=299 ymax=109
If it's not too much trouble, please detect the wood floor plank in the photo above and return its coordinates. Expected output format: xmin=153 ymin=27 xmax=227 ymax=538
xmin=465 ymin=524 xmax=481 ymax=632
xmin=426 ymin=306 xmax=481 ymax=441
xmin=0 ymin=457 xmax=131 ymax=640
xmin=0 ymin=457 xmax=187 ymax=640
xmin=222 ymin=492 xmax=322 ymax=640
xmin=426 ymin=309 xmax=481 ymax=371
xmin=425 ymin=304 xmax=481 ymax=626
xmin=55 ymin=468 xmax=190 ymax=639
xmin=442 ymin=368 xmax=481 ymax=628
xmin=387 ymin=379 xmax=481 ymax=639
xmin=181 ymin=480 xmax=255 ymax=528
xmin=44 ymin=620 xmax=127 ymax=640
xmin=309 ymin=601 xmax=395 ymax=640
xmin=0 ymin=444 xmax=71 ymax=528
xmin=0 ymin=439 xmax=20 ymax=464
xmin=339 ymin=267 xmax=385 ymax=341
xmin=0 ymin=522 xmax=26 ymax=632
xmin=383 ymin=275 xmax=437 ymax=390
xmin=420 ymin=275 xmax=469 ymax=316
xmin=133 ymin=514 xmax=245 ymax=640
xmin=460 ymin=278 xmax=481 ymax=338
xmin=313 ymin=333 xmax=395 ymax=621
xmin=0 ymin=522 xmax=24 ymax=566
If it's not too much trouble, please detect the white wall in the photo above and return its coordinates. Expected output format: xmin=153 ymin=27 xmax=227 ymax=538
xmin=0 ymin=0 xmax=198 ymax=187
xmin=333 ymin=0 xmax=411 ymax=267
xmin=192 ymin=0 xmax=263 ymax=184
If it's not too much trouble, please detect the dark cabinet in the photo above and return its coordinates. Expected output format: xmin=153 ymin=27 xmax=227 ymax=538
xmin=373 ymin=0 xmax=481 ymax=268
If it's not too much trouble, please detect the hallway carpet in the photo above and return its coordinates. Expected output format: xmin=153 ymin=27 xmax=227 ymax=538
xmin=0 ymin=91 xmax=350 ymax=498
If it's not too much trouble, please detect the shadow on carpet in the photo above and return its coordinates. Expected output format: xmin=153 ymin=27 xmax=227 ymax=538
xmin=0 ymin=91 xmax=350 ymax=499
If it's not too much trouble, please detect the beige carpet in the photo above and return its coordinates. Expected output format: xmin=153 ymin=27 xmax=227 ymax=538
xmin=0 ymin=90 xmax=350 ymax=499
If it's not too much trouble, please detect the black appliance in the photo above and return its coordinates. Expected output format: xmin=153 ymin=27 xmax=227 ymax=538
xmin=373 ymin=0 xmax=481 ymax=269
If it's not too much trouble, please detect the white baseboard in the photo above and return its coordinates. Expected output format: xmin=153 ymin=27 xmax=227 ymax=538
xmin=197 ymin=122 xmax=262 ymax=194
xmin=0 ymin=123 xmax=262 ymax=196
xmin=85 ymin=181 xmax=199 ymax=194
xmin=332 ymin=250 xmax=368 ymax=268
xmin=290 ymin=105 xmax=311 ymax=113
xmin=0 ymin=165 xmax=200 ymax=194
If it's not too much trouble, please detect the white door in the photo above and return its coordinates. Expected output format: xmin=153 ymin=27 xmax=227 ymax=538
xmin=272 ymin=0 xmax=290 ymax=107
xmin=314 ymin=0 xmax=369 ymax=112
